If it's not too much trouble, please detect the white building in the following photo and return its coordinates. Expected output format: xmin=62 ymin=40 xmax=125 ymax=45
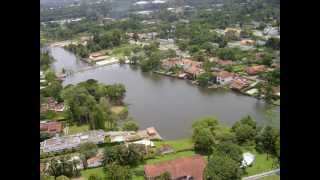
xmin=241 ymin=152 xmax=255 ymax=167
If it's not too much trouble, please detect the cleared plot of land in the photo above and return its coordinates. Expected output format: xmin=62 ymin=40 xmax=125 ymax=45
xmin=110 ymin=106 xmax=125 ymax=114
xmin=81 ymin=167 xmax=105 ymax=179
xmin=68 ymin=124 xmax=90 ymax=134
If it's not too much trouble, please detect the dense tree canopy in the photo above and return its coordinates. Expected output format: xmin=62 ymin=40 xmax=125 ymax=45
xmin=232 ymin=116 xmax=257 ymax=145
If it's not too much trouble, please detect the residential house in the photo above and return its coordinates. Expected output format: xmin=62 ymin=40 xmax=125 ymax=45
xmin=181 ymin=59 xmax=204 ymax=79
xmin=161 ymin=58 xmax=181 ymax=70
xmin=245 ymin=65 xmax=266 ymax=75
xmin=216 ymin=71 xmax=234 ymax=85
xmin=41 ymin=97 xmax=65 ymax=113
xmin=87 ymin=151 xmax=104 ymax=168
xmin=144 ymin=155 xmax=206 ymax=180
xmin=230 ymin=77 xmax=250 ymax=91
xmin=40 ymin=121 xmax=63 ymax=135
xmin=137 ymin=127 xmax=163 ymax=140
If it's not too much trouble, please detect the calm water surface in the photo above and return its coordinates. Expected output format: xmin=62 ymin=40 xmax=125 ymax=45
xmin=50 ymin=47 xmax=280 ymax=140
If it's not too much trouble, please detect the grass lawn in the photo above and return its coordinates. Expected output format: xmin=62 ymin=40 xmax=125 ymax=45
xmin=260 ymin=174 xmax=280 ymax=180
xmin=68 ymin=124 xmax=90 ymax=134
xmin=244 ymin=149 xmax=278 ymax=176
xmin=111 ymin=106 xmax=125 ymax=115
xmin=81 ymin=167 xmax=105 ymax=179
xmin=154 ymin=138 xmax=193 ymax=151
xmin=110 ymin=44 xmax=139 ymax=58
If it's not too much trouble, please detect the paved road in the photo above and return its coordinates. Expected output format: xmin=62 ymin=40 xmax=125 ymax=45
xmin=242 ymin=169 xmax=280 ymax=180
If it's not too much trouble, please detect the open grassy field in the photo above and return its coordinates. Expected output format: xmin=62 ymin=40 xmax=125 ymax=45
xmin=154 ymin=138 xmax=193 ymax=151
xmin=244 ymin=149 xmax=278 ymax=176
xmin=81 ymin=167 xmax=105 ymax=179
xmin=110 ymin=106 xmax=125 ymax=115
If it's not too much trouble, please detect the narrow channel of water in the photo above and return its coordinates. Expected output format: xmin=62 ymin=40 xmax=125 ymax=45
xmin=49 ymin=47 xmax=280 ymax=140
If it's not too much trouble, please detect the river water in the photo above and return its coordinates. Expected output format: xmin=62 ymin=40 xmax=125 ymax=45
xmin=50 ymin=47 xmax=280 ymax=140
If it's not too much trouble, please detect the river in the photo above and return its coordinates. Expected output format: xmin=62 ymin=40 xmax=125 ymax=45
xmin=50 ymin=47 xmax=280 ymax=140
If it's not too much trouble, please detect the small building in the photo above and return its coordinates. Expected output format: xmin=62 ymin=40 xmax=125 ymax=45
xmin=230 ymin=78 xmax=250 ymax=91
xmin=144 ymin=155 xmax=206 ymax=180
xmin=241 ymin=152 xmax=255 ymax=167
xmin=245 ymin=65 xmax=266 ymax=75
xmin=40 ymin=121 xmax=63 ymax=135
xmin=158 ymin=144 xmax=174 ymax=155
xmin=87 ymin=151 xmax=104 ymax=168
xmin=216 ymin=71 xmax=234 ymax=85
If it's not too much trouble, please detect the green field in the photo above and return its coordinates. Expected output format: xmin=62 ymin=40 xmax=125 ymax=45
xmin=154 ymin=138 xmax=193 ymax=151
xmin=68 ymin=124 xmax=90 ymax=134
xmin=244 ymin=150 xmax=278 ymax=176
xmin=81 ymin=167 xmax=105 ymax=179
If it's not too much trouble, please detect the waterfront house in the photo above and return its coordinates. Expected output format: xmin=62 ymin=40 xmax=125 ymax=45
xmin=181 ymin=59 xmax=204 ymax=79
xmin=230 ymin=77 xmax=250 ymax=91
xmin=144 ymin=155 xmax=206 ymax=180
xmin=245 ymin=65 xmax=266 ymax=75
xmin=161 ymin=58 xmax=181 ymax=70
xmin=137 ymin=127 xmax=163 ymax=140
xmin=40 ymin=121 xmax=63 ymax=135
xmin=216 ymin=71 xmax=234 ymax=85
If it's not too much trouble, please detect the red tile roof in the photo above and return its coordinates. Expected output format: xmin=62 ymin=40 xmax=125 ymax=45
xmin=144 ymin=155 xmax=206 ymax=179
xmin=40 ymin=121 xmax=63 ymax=134
xmin=230 ymin=78 xmax=249 ymax=90
xmin=245 ymin=65 xmax=266 ymax=75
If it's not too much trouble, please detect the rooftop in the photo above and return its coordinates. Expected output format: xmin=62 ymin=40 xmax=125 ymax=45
xmin=144 ymin=155 xmax=206 ymax=179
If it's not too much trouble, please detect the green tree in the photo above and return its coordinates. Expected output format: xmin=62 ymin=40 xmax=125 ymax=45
xmin=105 ymin=163 xmax=132 ymax=180
xmin=266 ymin=37 xmax=280 ymax=50
xmin=205 ymin=154 xmax=243 ymax=180
xmin=197 ymin=72 xmax=213 ymax=87
xmin=256 ymin=126 xmax=280 ymax=160
xmin=214 ymin=142 xmax=243 ymax=164
xmin=156 ymin=172 xmax=172 ymax=180
xmin=192 ymin=117 xmax=219 ymax=154
xmin=232 ymin=116 xmax=257 ymax=145
xmin=123 ymin=120 xmax=139 ymax=131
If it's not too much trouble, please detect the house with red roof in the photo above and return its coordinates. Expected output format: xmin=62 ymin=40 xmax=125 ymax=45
xmin=40 ymin=121 xmax=63 ymax=135
xmin=230 ymin=77 xmax=250 ymax=91
xmin=245 ymin=65 xmax=266 ymax=75
xmin=144 ymin=155 xmax=206 ymax=180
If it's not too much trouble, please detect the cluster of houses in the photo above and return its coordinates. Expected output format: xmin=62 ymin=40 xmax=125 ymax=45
xmin=160 ymin=57 xmax=264 ymax=92
xmin=40 ymin=97 xmax=65 ymax=113
xmin=161 ymin=58 xmax=205 ymax=80
xmin=41 ymin=130 xmax=106 ymax=153
xmin=106 ymin=127 xmax=162 ymax=145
